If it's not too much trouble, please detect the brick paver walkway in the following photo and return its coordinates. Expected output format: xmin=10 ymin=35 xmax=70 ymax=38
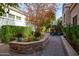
xmin=41 ymin=35 xmax=67 ymax=56
xmin=0 ymin=33 xmax=67 ymax=56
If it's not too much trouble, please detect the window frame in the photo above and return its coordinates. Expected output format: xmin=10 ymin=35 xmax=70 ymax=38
xmin=8 ymin=14 xmax=15 ymax=20
xmin=73 ymin=15 xmax=77 ymax=25
xmin=16 ymin=16 xmax=21 ymax=20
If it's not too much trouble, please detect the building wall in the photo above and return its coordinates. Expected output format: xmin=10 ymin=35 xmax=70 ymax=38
xmin=8 ymin=9 xmax=26 ymax=26
xmin=65 ymin=7 xmax=71 ymax=25
xmin=62 ymin=4 xmax=71 ymax=26
xmin=0 ymin=7 xmax=35 ymax=31
xmin=62 ymin=15 xmax=64 ymax=26
xmin=62 ymin=4 xmax=79 ymax=26
xmin=71 ymin=4 xmax=79 ymax=25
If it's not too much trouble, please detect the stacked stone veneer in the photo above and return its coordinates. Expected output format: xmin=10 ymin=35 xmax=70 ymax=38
xmin=9 ymin=36 xmax=49 ymax=54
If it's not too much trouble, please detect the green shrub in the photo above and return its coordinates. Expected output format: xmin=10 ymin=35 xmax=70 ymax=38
xmin=62 ymin=25 xmax=79 ymax=48
xmin=0 ymin=25 xmax=33 ymax=43
xmin=23 ymin=27 xmax=33 ymax=37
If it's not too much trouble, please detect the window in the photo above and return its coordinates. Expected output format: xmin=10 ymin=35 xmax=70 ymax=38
xmin=73 ymin=15 xmax=77 ymax=25
xmin=8 ymin=14 xmax=15 ymax=19
xmin=16 ymin=16 xmax=21 ymax=20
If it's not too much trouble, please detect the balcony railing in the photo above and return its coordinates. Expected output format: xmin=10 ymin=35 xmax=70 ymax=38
xmin=0 ymin=16 xmax=26 ymax=28
xmin=0 ymin=16 xmax=35 ymax=31
xmin=0 ymin=16 xmax=15 ymax=28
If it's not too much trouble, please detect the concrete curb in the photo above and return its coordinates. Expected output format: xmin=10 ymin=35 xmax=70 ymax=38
xmin=0 ymin=53 xmax=10 ymax=56
xmin=60 ymin=36 xmax=78 ymax=56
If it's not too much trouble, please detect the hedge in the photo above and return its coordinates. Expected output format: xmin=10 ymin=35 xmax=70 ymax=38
xmin=62 ymin=25 xmax=79 ymax=53
xmin=0 ymin=25 xmax=33 ymax=43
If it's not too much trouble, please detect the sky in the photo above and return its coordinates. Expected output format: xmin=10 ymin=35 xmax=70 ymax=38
xmin=19 ymin=4 xmax=28 ymax=12
xmin=55 ymin=3 xmax=63 ymax=20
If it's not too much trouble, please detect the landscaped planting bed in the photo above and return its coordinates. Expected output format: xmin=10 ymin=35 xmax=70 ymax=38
xmin=0 ymin=25 xmax=33 ymax=43
xmin=0 ymin=25 xmax=47 ymax=54
xmin=9 ymin=36 xmax=48 ymax=54
xmin=62 ymin=25 xmax=79 ymax=54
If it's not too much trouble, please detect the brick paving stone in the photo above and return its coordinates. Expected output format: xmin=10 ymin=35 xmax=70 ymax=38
xmin=41 ymin=35 xmax=67 ymax=56
xmin=0 ymin=43 xmax=9 ymax=53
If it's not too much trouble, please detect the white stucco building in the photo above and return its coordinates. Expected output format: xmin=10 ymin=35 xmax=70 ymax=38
xmin=0 ymin=6 xmax=35 ymax=31
xmin=0 ymin=6 xmax=27 ymax=26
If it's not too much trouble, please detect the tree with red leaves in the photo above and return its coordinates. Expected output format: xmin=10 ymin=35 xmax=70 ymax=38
xmin=25 ymin=3 xmax=56 ymax=32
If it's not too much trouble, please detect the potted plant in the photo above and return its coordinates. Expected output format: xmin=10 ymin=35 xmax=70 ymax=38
xmin=33 ymin=31 xmax=41 ymax=41
xmin=15 ymin=32 xmax=23 ymax=42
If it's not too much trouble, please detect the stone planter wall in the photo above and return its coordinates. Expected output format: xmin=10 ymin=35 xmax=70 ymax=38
xmin=9 ymin=36 xmax=49 ymax=54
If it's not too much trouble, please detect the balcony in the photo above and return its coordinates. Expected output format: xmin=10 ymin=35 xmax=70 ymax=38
xmin=0 ymin=16 xmax=26 ymax=28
